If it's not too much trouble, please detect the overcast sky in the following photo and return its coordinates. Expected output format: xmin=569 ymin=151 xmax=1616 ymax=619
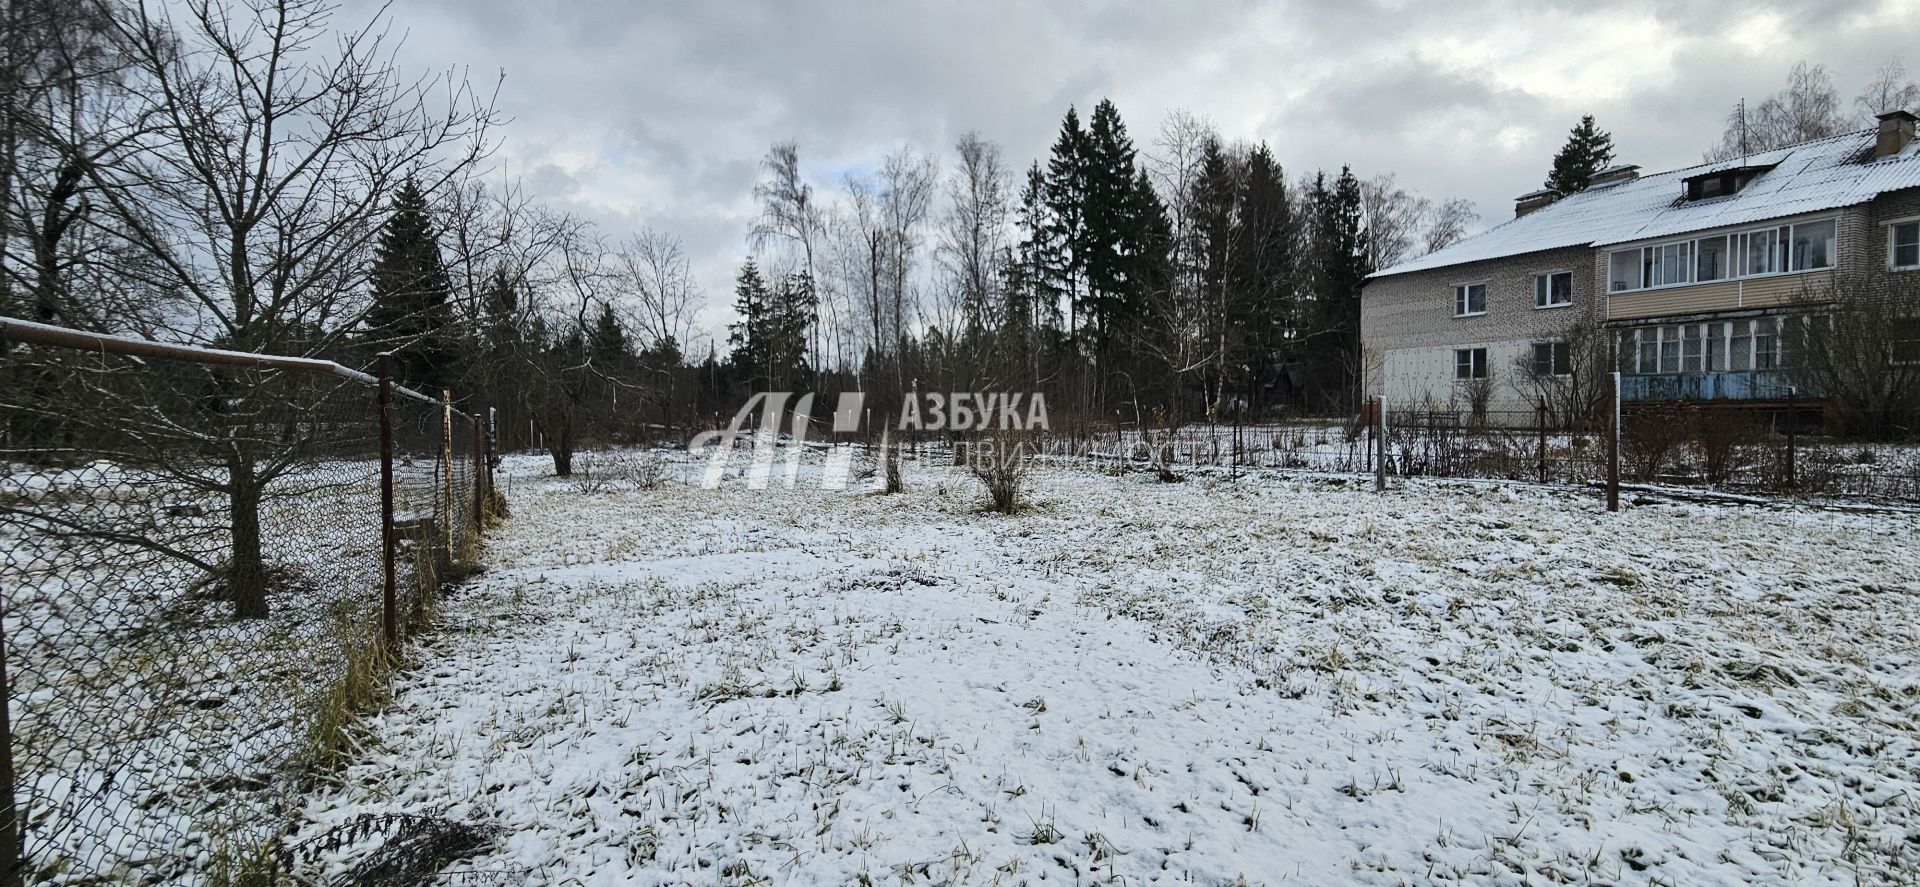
xmin=341 ymin=0 xmax=1920 ymax=345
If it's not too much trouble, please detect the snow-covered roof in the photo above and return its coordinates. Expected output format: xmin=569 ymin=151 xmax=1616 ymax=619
xmin=1373 ymin=127 xmax=1920 ymax=279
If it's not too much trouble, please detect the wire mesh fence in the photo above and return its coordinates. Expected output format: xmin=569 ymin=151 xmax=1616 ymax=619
xmin=1031 ymin=403 xmax=1920 ymax=504
xmin=0 ymin=324 xmax=493 ymax=884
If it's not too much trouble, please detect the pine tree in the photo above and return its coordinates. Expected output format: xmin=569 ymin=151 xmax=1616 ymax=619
xmin=1544 ymin=115 xmax=1616 ymax=195
xmin=366 ymin=178 xmax=457 ymax=391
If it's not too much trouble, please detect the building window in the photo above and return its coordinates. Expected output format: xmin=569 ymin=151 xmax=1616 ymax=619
xmin=1454 ymin=347 xmax=1487 ymax=380
xmin=1754 ymin=320 xmax=1779 ymax=369
xmin=1531 ymin=341 xmax=1572 ymax=376
xmin=1791 ymin=219 xmax=1835 ymax=271
xmin=1534 ymin=271 xmax=1573 ymax=308
xmin=1892 ymin=221 xmax=1920 ymax=270
xmin=1892 ymin=318 xmax=1920 ymax=365
xmin=1644 ymin=241 xmax=1692 ymax=287
xmin=1742 ymin=226 xmax=1787 ymax=276
xmin=1627 ymin=318 xmax=1788 ymax=374
xmin=1454 ymin=283 xmax=1487 ymax=317
xmin=1696 ymin=235 xmax=1729 ymax=282
xmin=1659 ymin=327 xmax=1681 ymax=372
xmin=1730 ymin=319 xmax=1752 ymax=369
xmin=1607 ymin=218 xmax=1834 ymax=292
xmin=1609 ymin=250 xmax=1641 ymax=292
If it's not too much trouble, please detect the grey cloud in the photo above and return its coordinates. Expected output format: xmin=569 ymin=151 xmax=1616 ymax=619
xmin=337 ymin=0 xmax=1918 ymax=337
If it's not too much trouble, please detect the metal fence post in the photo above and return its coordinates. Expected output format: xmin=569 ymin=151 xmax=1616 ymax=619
xmin=0 ymin=328 xmax=21 ymax=887
xmin=0 ymin=619 xmax=17 ymax=887
xmin=378 ymin=354 xmax=397 ymax=651
xmin=1536 ymin=398 xmax=1549 ymax=484
xmin=441 ymin=390 xmax=454 ymax=566
xmin=1375 ymin=396 xmax=1388 ymax=493
xmin=1784 ymin=386 xmax=1798 ymax=491
xmin=471 ymin=414 xmax=485 ymax=531
xmin=1607 ymin=372 xmax=1621 ymax=512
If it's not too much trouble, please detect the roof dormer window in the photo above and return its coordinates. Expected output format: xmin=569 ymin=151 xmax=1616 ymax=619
xmin=1681 ymin=163 xmax=1775 ymax=202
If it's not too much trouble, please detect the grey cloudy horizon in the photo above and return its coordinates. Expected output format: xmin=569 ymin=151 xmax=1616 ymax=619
xmin=343 ymin=0 xmax=1920 ymax=347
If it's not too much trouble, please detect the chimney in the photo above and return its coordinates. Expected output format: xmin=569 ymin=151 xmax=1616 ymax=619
xmin=1588 ymin=164 xmax=1640 ymax=187
xmin=1876 ymin=110 xmax=1917 ymax=158
xmin=1514 ymin=188 xmax=1558 ymax=218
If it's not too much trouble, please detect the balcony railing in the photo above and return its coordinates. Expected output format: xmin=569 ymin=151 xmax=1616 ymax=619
xmin=1620 ymin=369 xmax=1810 ymax=402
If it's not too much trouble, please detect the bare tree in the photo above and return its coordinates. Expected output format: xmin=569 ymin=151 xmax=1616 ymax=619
xmin=1359 ymin=174 xmax=1431 ymax=270
xmin=80 ymin=0 xmax=496 ymax=617
xmin=1707 ymin=61 xmax=1847 ymax=160
xmin=837 ymin=172 xmax=889 ymax=362
xmin=1 ymin=0 xmax=162 ymax=330
xmin=878 ymin=147 xmax=936 ymax=362
xmin=1423 ymin=198 xmax=1478 ymax=254
xmin=616 ymin=227 xmax=700 ymax=355
xmin=1506 ymin=313 xmax=1613 ymax=430
xmin=1146 ymin=109 xmax=1217 ymax=336
xmin=1788 ymin=273 xmax=1920 ymax=437
xmin=1855 ymin=59 xmax=1920 ymax=120
xmin=936 ymin=131 xmax=1010 ymax=336
xmin=751 ymin=140 xmax=828 ymax=366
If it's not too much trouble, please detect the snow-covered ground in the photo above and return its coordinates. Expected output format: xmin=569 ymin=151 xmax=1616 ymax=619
xmin=294 ymin=449 xmax=1920 ymax=884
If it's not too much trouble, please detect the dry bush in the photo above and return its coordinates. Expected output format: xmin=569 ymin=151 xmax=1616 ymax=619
xmin=1622 ymin=406 xmax=1692 ymax=482
xmin=1692 ymin=409 xmax=1767 ymax=486
xmin=967 ymin=434 xmax=1035 ymax=513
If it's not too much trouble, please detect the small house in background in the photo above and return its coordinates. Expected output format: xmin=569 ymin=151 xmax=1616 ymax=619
xmin=1361 ymin=111 xmax=1920 ymax=424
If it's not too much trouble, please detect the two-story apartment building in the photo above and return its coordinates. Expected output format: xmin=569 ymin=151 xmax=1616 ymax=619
xmin=1361 ymin=111 xmax=1920 ymax=421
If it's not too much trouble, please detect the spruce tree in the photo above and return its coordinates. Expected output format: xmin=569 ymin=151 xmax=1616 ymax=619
xmin=727 ymin=260 xmax=813 ymax=392
xmin=1303 ymin=167 xmax=1372 ymax=411
xmin=728 ymin=259 xmax=771 ymax=387
xmin=590 ymin=301 xmax=630 ymax=365
xmin=367 ymin=178 xmax=456 ymax=391
xmin=1042 ymin=107 xmax=1089 ymax=337
xmin=1082 ymin=98 xmax=1143 ymax=349
xmin=1232 ymin=143 xmax=1294 ymax=409
xmin=1544 ymin=115 xmax=1616 ymax=194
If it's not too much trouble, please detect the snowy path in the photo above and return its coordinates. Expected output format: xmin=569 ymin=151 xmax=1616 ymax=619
xmin=295 ymin=456 xmax=1920 ymax=885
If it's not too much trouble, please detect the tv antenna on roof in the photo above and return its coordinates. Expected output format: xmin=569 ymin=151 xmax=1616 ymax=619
xmin=1739 ymin=97 xmax=1749 ymax=162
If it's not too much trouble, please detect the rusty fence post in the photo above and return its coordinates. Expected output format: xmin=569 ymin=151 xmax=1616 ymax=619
xmin=441 ymin=390 xmax=454 ymax=567
xmin=378 ymin=354 xmax=398 ymax=651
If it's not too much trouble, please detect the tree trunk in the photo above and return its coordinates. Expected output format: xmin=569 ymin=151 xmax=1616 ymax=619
xmin=227 ymin=458 xmax=269 ymax=619
xmin=549 ymin=418 xmax=574 ymax=476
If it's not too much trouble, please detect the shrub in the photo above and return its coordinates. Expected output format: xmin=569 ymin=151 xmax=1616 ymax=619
xmin=967 ymin=434 xmax=1033 ymax=513
xmin=1692 ymin=409 xmax=1766 ymax=486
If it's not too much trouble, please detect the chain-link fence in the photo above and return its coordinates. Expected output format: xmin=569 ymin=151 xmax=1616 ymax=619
xmin=0 ymin=319 xmax=495 ymax=884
